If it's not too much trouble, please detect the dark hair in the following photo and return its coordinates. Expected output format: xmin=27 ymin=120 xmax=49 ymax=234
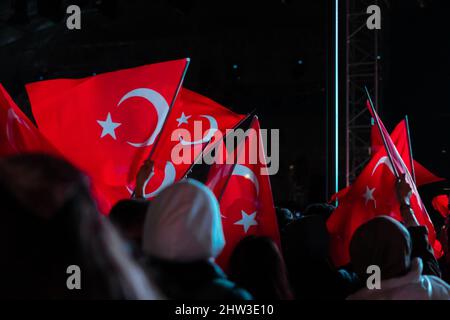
xmin=349 ymin=216 xmax=412 ymax=281
xmin=0 ymin=154 xmax=156 ymax=299
xmin=275 ymin=207 xmax=295 ymax=232
xmin=283 ymin=215 xmax=330 ymax=260
xmin=282 ymin=215 xmax=345 ymax=299
xmin=109 ymin=199 xmax=148 ymax=244
xmin=228 ymin=236 xmax=293 ymax=300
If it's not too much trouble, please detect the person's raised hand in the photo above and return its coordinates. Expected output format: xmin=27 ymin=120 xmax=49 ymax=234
xmin=396 ymin=173 xmax=418 ymax=227
xmin=135 ymin=160 xmax=154 ymax=199
xmin=396 ymin=173 xmax=412 ymax=206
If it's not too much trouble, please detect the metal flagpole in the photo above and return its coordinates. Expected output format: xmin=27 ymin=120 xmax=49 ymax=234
xmin=364 ymin=86 xmax=399 ymax=179
xmin=404 ymin=115 xmax=416 ymax=183
xmin=145 ymin=58 xmax=191 ymax=161
xmin=183 ymin=109 xmax=256 ymax=179
xmin=130 ymin=58 xmax=191 ymax=198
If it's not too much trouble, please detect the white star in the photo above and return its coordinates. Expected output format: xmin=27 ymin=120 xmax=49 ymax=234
xmin=234 ymin=210 xmax=258 ymax=233
xmin=97 ymin=113 xmax=121 ymax=140
xmin=363 ymin=186 xmax=376 ymax=208
xmin=176 ymin=112 xmax=191 ymax=127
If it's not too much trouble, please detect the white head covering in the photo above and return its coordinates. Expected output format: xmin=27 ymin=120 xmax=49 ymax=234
xmin=142 ymin=179 xmax=225 ymax=262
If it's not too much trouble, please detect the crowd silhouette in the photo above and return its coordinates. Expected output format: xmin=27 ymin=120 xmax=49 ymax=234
xmin=2 ymin=153 xmax=450 ymax=300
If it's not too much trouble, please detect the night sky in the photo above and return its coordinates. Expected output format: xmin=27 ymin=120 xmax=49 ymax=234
xmin=384 ymin=0 xmax=450 ymax=180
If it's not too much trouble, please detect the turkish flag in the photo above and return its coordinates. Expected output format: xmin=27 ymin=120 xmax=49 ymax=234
xmin=371 ymin=119 xmax=444 ymax=186
xmin=26 ymin=59 xmax=189 ymax=213
xmin=0 ymin=84 xmax=55 ymax=155
xmin=131 ymin=88 xmax=245 ymax=200
xmin=327 ymin=103 xmax=441 ymax=267
xmin=205 ymin=116 xmax=280 ymax=270
xmin=330 ymin=119 xmax=443 ymax=203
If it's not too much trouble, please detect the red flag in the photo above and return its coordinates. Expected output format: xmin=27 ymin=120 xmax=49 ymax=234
xmin=129 ymin=88 xmax=245 ymax=199
xmin=432 ymin=195 xmax=449 ymax=219
xmin=371 ymin=120 xmax=444 ymax=186
xmin=327 ymin=102 xmax=441 ymax=266
xmin=0 ymin=84 xmax=55 ymax=155
xmin=329 ymin=186 xmax=350 ymax=204
xmin=26 ymin=62 xmax=244 ymax=213
xmin=26 ymin=59 xmax=189 ymax=213
xmin=366 ymin=102 xmax=440 ymax=258
xmin=413 ymin=161 xmax=444 ymax=187
xmin=205 ymin=116 xmax=280 ymax=270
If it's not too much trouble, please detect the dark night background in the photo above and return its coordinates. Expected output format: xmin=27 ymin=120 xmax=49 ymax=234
xmin=0 ymin=0 xmax=449 ymax=220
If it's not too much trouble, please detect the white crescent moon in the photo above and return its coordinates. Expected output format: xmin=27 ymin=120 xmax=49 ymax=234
xmin=371 ymin=156 xmax=395 ymax=177
xmin=233 ymin=164 xmax=259 ymax=196
xmin=127 ymin=161 xmax=176 ymax=199
xmin=179 ymin=115 xmax=218 ymax=146
xmin=208 ymin=164 xmax=259 ymax=196
xmin=118 ymin=88 xmax=169 ymax=148
xmin=6 ymin=108 xmax=32 ymax=151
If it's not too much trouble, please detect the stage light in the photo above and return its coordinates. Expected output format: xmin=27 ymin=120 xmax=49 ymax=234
xmin=297 ymin=60 xmax=303 ymax=65
xmin=334 ymin=0 xmax=339 ymax=195
xmin=233 ymin=64 xmax=238 ymax=70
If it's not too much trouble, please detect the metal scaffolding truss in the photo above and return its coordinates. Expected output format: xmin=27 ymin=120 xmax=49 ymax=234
xmin=345 ymin=0 xmax=382 ymax=185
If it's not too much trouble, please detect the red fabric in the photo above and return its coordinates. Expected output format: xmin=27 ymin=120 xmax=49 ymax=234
xmin=331 ymin=118 xmax=443 ymax=204
xmin=26 ymin=60 xmax=244 ymax=213
xmin=414 ymin=161 xmax=445 ymax=187
xmin=132 ymin=88 xmax=245 ymax=197
xmin=432 ymin=195 xmax=450 ymax=218
xmin=330 ymin=186 xmax=350 ymax=204
xmin=205 ymin=117 xmax=280 ymax=270
xmin=327 ymin=102 xmax=441 ymax=267
xmin=371 ymin=120 xmax=444 ymax=186
xmin=0 ymin=84 xmax=55 ymax=155
xmin=26 ymin=59 xmax=189 ymax=213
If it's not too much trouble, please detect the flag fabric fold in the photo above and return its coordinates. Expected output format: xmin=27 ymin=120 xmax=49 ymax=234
xmin=371 ymin=119 xmax=444 ymax=186
xmin=132 ymin=88 xmax=245 ymax=199
xmin=432 ymin=195 xmax=449 ymax=219
xmin=0 ymin=84 xmax=56 ymax=156
xmin=204 ymin=116 xmax=280 ymax=270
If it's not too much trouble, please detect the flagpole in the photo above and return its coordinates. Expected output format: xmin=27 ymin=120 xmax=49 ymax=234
xmin=404 ymin=115 xmax=416 ymax=183
xmin=217 ymin=115 xmax=257 ymax=203
xmin=130 ymin=58 xmax=190 ymax=198
xmin=364 ymin=86 xmax=400 ymax=179
xmin=183 ymin=109 xmax=256 ymax=179
xmin=145 ymin=58 xmax=191 ymax=161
